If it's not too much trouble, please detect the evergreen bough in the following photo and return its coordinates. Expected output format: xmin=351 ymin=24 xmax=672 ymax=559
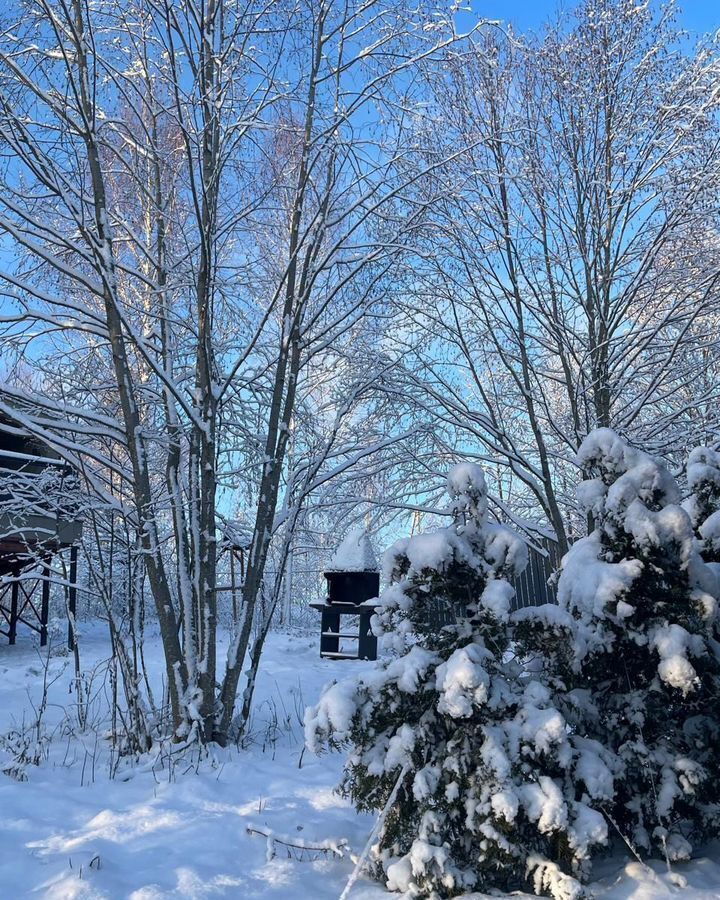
xmin=684 ymin=445 xmax=720 ymax=575
xmin=684 ymin=444 xmax=720 ymax=648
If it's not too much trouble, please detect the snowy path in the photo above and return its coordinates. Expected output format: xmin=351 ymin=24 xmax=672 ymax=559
xmin=0 ymin=628 xmax=719 ymax=898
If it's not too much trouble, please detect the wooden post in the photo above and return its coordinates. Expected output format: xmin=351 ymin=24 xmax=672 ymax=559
xmin=67 ymin=544 xmax=78 ymax=650
xmin=357 ymin=610 xmax=377 ymax=661
xmin=230 ymin=550 xmax=238 ymax=624
xmin=320 ymin=609 xmax=341 ymax=655
xmin=41 ymin=558 xmax=51 ymax=647
xmin=284 ymin=546 xmax=293 ymax=626
xmin=9 ymin=580 xmax=18 ymax=645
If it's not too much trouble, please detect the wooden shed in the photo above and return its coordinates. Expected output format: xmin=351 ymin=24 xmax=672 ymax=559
xmin=310 ymin=528 xmax=380 ymax=661
xmin=0 ymin=411 xmax=82 ymax=646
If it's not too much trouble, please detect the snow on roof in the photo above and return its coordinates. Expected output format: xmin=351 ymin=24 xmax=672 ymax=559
xmin=325 ymin=526 xmax=378 ymax=573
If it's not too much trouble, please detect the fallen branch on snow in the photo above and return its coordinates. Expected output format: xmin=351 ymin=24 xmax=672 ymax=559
xmin=246 ymin=823 xmax=350 ymax=862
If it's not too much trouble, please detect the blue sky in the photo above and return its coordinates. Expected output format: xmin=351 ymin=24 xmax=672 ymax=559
xmin=461 ymin=0 xmax=719 ymax=34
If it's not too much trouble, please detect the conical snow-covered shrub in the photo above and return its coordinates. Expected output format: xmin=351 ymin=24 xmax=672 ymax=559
xmin=306 ymin=463 xmax=611 ymax=899
xmin=519 ymin=429 xmax=720 ymax=863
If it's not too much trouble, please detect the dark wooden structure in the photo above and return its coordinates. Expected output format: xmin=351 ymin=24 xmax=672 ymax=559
xmin=310 ymin=530 xmax=560 ymax=659
xmin=422 ymin=538 xmax=561 ymax=624
xmin=511 ymin=538 xmax=561 ymax=609
xmin=0 ymin=413 xmax=82 ymax=648
xmin=311 ymin=533 xmax=380 ymax=661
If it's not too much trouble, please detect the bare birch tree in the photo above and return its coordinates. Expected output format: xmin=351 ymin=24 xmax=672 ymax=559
xmin=399 ymin=0 xmax=720 ymax=546
xmin=0 ymin=0 xmax=474 ymax=744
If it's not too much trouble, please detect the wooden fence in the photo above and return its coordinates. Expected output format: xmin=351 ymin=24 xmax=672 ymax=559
xmin=511 ymin=539 xmax=561 ymax=609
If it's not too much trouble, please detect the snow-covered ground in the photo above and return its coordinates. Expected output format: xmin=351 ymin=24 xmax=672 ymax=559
xmin=0 ymin=625 xmax=719 ymax=899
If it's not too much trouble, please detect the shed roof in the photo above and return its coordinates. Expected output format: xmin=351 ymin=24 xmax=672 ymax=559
xmin=325 ymin=527 xmax=378 ymax=573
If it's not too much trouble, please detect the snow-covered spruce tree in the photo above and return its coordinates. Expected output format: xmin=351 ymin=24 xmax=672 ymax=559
xmin=683 ymin=444 xmax=720 ymax=663
xmin=517 ymin=429 xmax=720 ymax=863
xmin=684 ymin=446 xmax=720 ymax=569
xmin=306 ymin=463 xmax=611 ymax=899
